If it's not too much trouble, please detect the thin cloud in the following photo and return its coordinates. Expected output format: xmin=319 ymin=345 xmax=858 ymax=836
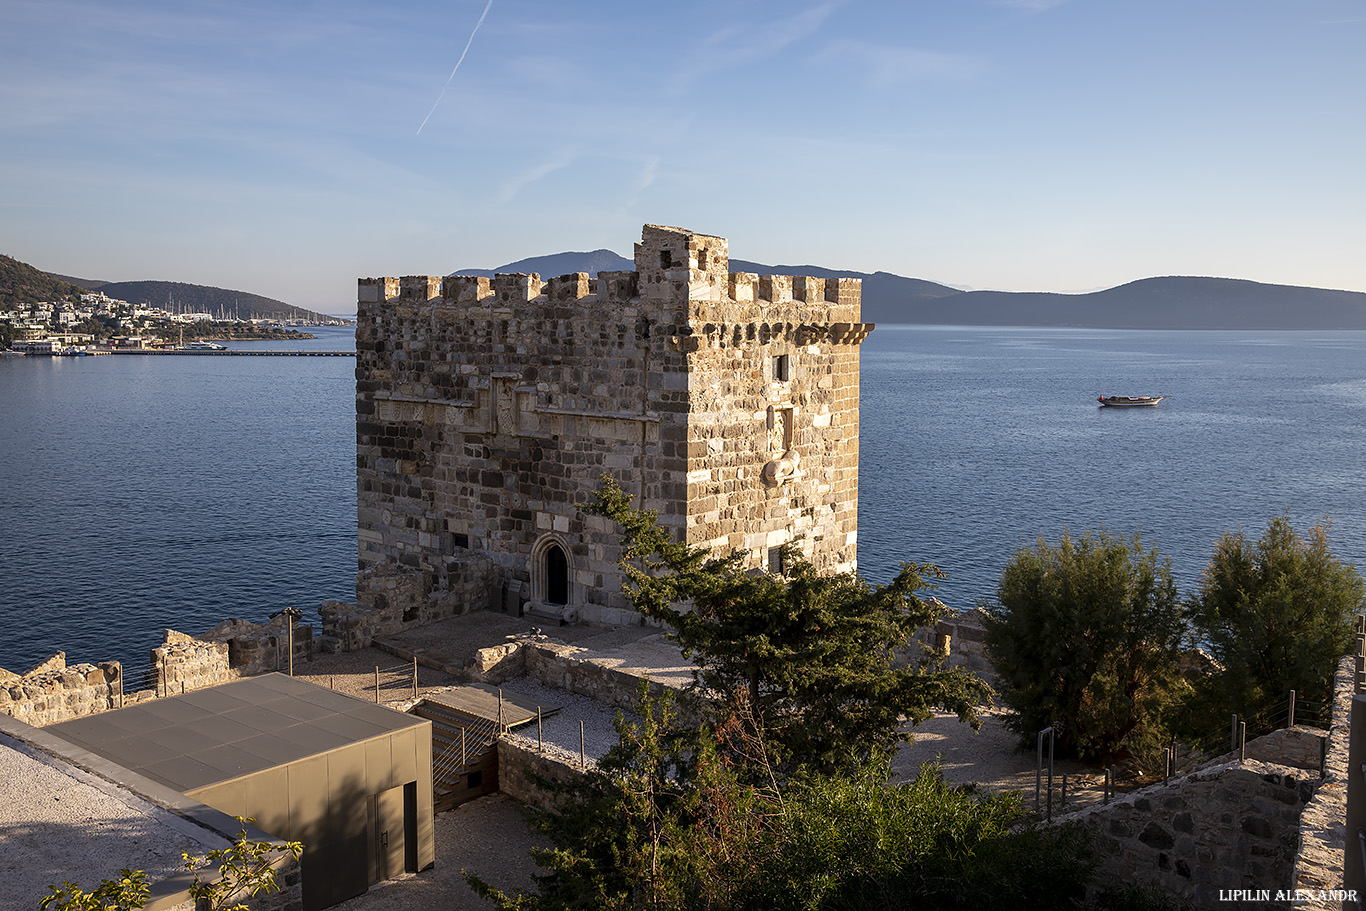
xmin=418 ymin=0 xmax=495 ymax=135
xmin=670 ymin=1 xmax=849 ymax=91
xmin=822 ymin=41 xmax=986 ymax=86
xmin=497 ymin=153 xmax=576 ymax=204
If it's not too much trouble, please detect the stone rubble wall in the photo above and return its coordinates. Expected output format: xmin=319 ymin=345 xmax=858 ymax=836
xmin=1241 ymin=725 xmax=1327 ymax=773
xmin=457 ymin=637 xmax=681 ymax=711
xmin=1290 ymin=655 xmax=1354 ymax=905
xmin=524 ymin=640 xmax=681 ymax=713
xmin=0 ymin=630 xmax=234 ymax=726
xmin=913 ymin=605 xmax=997 ymax=685
xmin=202 ymin=616 xmax=314 ymax=676
xmin=153 ymin=629 xmax=233 ymax=695
xmin=1068 ymin=758 xmax=1315 ymax=910
xmin=320 ymin=556 xmax=493 ymax=652
xmin=496 ymin=733 xmax=590 ymax=812
xmin=0 ymin=652 xmax=123 ymax=726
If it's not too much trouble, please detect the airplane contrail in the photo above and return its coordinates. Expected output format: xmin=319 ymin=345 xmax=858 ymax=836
xmin=417 ymin=0 xmax=495 ymax=136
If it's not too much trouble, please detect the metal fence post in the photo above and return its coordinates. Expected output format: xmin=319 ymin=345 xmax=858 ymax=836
xmin=1343 ymin=696 xmax=1366 ymax=898
xmin=1289 ymin=689 xmax=1296 ymax=728
xmin=1036 ymin=726 xmax=1054 ymax=811
xmin=374 ymin=667 xmax=380 ymax=703
xmin=413 ymin=657 xmax=418 ymax=700
xmin=1240 ymin=721 xmax=1247 ymax=762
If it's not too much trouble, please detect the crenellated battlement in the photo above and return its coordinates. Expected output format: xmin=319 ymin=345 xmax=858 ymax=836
xmin=359 ymin=270 xmax=860 ymax=309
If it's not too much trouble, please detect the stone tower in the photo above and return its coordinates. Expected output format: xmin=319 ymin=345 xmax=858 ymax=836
xmin=355 ymin=224 xmax=873 ymax=626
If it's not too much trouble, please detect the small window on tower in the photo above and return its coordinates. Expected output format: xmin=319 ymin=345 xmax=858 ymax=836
xmin=660 ymin=250 xmax=672 ymax=268
xmin=698 ymin=250 xmax=709 ymax=270
xmin=453 ymin=533 xmax=469 ymax=550
xmin=768 ymin=547 xmax=785 ymax=575
xmin=773 ymin=354 xmax=790 ymax=382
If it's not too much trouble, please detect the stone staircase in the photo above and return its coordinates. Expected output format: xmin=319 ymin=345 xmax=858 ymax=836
xmin=410 ymin=698 xmax=502 ymax=813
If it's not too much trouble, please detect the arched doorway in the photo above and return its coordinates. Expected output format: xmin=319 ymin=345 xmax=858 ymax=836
xmin=545 ymin=543 xmax=569 ymax=605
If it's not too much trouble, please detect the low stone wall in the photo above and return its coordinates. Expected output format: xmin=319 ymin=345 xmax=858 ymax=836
xmin=914 ymin=606 xmax=996 ymax=685
xmin=1291 ymin=656 xmax=1354 ymax=904
xmin=465 ymin=641 xmax=529 ymax=685
xmin=1070 ymin=759 xmax=1314 ymax=909
xmin=1 ymin=630 xmax=234 ymax=726
xmin=321 ymin=556 xmax=494 ymax=652
xmin=524 ymin=640 xmax=680 ymax=713
xmin=0 ymin=652 xmax=123 ymax=726
xmin=154 ymin=630 xmax=233 ymax=695
xmin=202 ymin=616 xmax=313 ymax=677
xmin=1244 ymin=725 xmax=1326 ymax=773
xmin=497 ymin=734 xmax=590 ymax=812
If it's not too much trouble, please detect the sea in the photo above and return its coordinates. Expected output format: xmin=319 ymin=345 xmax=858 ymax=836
xmin=2 ymin=325 xmax=1364 ymax=675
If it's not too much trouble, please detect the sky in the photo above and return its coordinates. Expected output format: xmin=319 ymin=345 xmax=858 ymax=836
xmin=2 ymin=0 xmax=1364 ymax=316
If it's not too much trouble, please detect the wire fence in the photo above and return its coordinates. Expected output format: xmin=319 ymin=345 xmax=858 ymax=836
xmin=1033 ymin=688 xmax=1334 ymax=816
xmin=365 ymin=659 xmax=421 ymax=703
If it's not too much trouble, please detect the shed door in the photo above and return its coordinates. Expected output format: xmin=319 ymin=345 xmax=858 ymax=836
xmin=371 ymin=785 xmax=407 ymax=883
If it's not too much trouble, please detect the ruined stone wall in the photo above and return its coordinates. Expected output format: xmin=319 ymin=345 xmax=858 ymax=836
xmin=357 ymin=225 xmax=869 ymax=628
xmin=912 ymin=606 xmax=997 ymax=684
xmin=0 ymin=652 xmax=122 ymax=726
xmin=1070 ymin=759 xmax=1314 ymax=909
xmin=153 ymin=629 xmax=233 ymax=695
xmin=201 ymin=616 xmax=314 ymax=676
xmin=524 ymin=639 xmax=682 ymax=712
xmin=0 ymin=630 xmax=232 ymax=725
xmin=319 ymin=556 xmax=493 ymax=652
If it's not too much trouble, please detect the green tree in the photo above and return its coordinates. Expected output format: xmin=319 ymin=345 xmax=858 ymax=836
xmin=583 ymin=477 xmax=989 ymax=776
xmin=983 ymin=530 xmax=1187 ymax=763
xmin=1187 ymin=514 xmax=1363 ymax=717
xmin=469 ymin=687 xmax=1099 ymax=911
xmin=40 ymin=821 xmax=302 ymax=911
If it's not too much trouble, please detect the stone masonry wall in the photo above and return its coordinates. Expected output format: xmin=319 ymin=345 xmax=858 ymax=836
xmin=497 ymin=733 xmax=589 ymax=812
xmin=1070 ymin=759 xmax=1315 ymax=909
xmin=1291 ymin=655 xmax=1354 ymax=904
xmin=0 ymin=652 xmax=122 ymax=726
xmin=153 ymin=629 xmax=233 ymax=695
xmin=357 ymin=225 xmax=870 ymax=629
xmin=319 ymin=555 xmax=493 ymax=651
xmin=201 ymin=616 xmax=314 ymax=676
xmin=1 ymin=630 xmax=234 ymax=726
xmin=524 ymin=640 xmax=681 ymax=712
xmin=912 ymin=606 xmax=996 ymax=684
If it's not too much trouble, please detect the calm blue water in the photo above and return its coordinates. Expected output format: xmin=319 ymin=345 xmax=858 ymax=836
xmin=860 ymin=327 xmax=1366 ymax=608
xmin=0 ymin=328 xmax=357 ymax=674
xmin=2 ymin=326 xmax=1364 ymax=674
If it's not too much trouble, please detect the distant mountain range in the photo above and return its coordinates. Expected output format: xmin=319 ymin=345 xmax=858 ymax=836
xmin=455 ymin=249 xmax=1366 ymax=330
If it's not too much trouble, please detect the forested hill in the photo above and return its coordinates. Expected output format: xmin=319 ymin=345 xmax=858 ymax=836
xmin=71 ymin=279 xmax=323 ymax=322
xmin=1 ymin=255 xmax=86 ymax=305
xmin=453 ymin=249 xmax=1366 ymax=330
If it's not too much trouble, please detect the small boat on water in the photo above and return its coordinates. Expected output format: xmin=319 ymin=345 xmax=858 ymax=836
xmin=1098 ymin=395 xmax=1165 ymax=407
xmin=181 ymin=340 xmax=228 ymax=351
